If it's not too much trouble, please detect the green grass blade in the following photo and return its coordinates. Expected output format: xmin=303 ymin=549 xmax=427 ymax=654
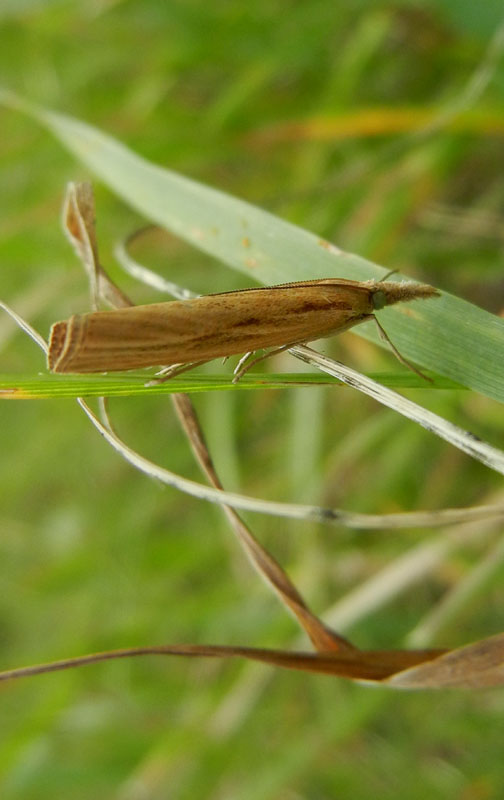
xmin=0 ymin=371 xmax=458 ymax=400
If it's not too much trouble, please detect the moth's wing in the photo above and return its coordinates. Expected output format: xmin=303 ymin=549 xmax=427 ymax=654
xmin=48 ymin=283 xmax=376 ymax=374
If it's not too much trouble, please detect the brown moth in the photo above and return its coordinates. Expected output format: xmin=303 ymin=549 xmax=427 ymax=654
xmin=47 ymin=278 xmax=439 ymax=379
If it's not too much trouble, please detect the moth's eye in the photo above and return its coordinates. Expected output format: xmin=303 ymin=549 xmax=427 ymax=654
xmin=372 ymin=290 xmax=386 ymax=310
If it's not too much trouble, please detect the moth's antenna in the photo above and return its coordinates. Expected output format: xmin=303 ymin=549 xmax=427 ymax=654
xmin=380 ymin=269 xmax=398 ymax=282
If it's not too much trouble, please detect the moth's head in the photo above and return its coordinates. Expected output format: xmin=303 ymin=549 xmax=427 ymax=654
xmin=373 ymin=281 xmax=440 ymax=308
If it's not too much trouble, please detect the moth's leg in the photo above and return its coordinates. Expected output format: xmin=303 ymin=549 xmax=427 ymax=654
xmin=232 ymin=344 xmax=293 ymax=384
xmin=372 ymin=316 xmax=432 ymax=383
xmin=146 ymin=359 xmax=212 ymax=386
xmin=232 ymin=351 xmax=254 ymax=379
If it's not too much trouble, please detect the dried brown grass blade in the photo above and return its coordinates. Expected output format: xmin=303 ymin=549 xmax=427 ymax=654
xmin=3 ymin=635 xmax=503 ymax=688
xmin=63 ymin=182 xmax=131 ymax=310
xmin=0 ymin=642 xmax=444 ymax=684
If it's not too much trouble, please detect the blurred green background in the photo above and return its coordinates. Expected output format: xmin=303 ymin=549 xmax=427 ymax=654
xmin=2 ymin=1 xmax=504 ymax=798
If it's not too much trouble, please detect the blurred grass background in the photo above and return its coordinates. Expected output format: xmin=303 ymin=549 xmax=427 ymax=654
xmin=2 ymin=1 xmax=504 ymax=798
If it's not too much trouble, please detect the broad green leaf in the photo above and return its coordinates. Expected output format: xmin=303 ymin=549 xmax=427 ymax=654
xmin=1 ymin=90 xmax=503 ymax=403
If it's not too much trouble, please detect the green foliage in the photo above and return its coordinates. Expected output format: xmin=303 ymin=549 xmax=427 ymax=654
xmin=2 ymin=2 xmax=504 ymax=799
